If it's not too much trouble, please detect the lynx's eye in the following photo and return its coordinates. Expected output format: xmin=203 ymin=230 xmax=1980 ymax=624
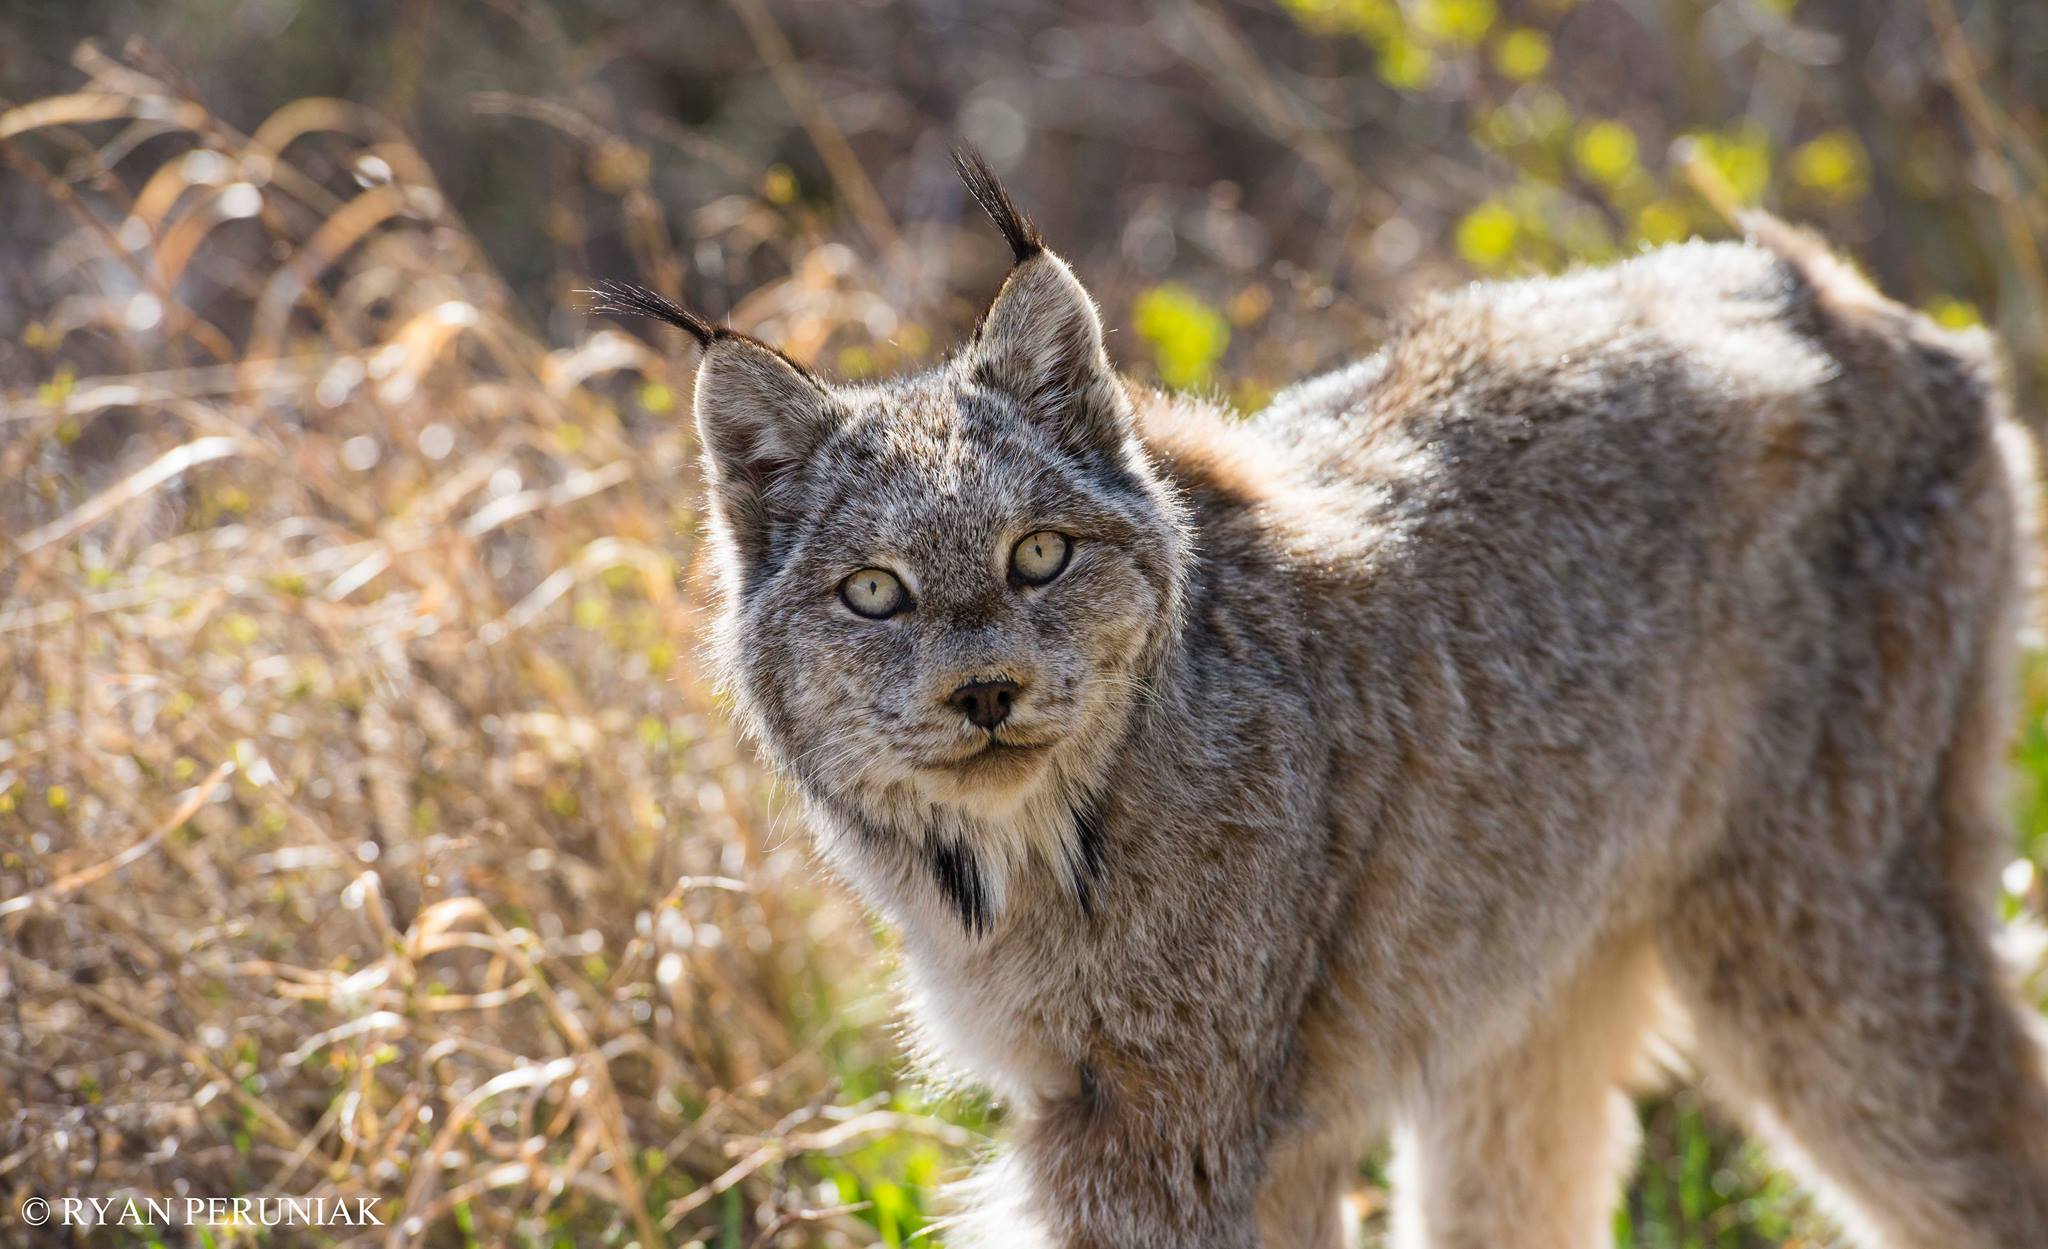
xmin=1009 ymin=531 xmax=1072 ymax=586
xmin=840 ymin=568 xmax=908 ymax=619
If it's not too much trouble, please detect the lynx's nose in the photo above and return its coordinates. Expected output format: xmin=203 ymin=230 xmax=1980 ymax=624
xmin=947 ymin=678 xmax=1019 ymax=730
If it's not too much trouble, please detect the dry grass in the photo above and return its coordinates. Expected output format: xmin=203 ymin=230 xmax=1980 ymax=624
xmin=0 ymin=42 xmax=975 ymax=1249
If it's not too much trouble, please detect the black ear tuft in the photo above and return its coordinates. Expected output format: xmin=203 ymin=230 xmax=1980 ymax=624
xmin=584 ymin=279 xmax=721 ymax=347
xmin=951 ymin=147 xmax=1043 ymax=264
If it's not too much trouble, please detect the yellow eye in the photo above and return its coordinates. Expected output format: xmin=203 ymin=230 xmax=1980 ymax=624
xmin=840 ymin=568 xmax=908 ymax=618
xmin=1009 ymin=531 xmax=1072 ymax=585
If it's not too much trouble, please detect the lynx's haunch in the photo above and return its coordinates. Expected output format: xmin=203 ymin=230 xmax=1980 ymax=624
xmin=606 ymin=152 xmax=2048 ymax=1248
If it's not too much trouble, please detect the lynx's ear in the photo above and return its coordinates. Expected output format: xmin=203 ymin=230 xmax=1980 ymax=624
xmin=954 ymin=150 xmax=1129 ymax=458
xmin=694 ymin=336 xmax=841 ymax=566
xmin=586 ymin=281 xmax=840 ymax=569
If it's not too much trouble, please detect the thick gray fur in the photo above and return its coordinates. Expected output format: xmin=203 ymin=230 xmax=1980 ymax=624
xmin=669 ymin=166 xmax=2048 ymax=1248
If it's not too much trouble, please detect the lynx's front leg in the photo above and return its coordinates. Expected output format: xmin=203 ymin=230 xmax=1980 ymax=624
xmin=1011 ymin=1048 xmax=1277 ymax=1249
xmin=1392 ymin=934 xmax=1664 ymax=1249
xmin=937 ymin=996 xmax=1291 ymax=1249
xmin=952 ymin=811 xmax=1328 ymax=1249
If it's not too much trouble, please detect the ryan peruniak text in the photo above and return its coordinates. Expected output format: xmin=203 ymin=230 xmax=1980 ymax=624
xmin=54 ymin=1196 xmax=384 ymax=1226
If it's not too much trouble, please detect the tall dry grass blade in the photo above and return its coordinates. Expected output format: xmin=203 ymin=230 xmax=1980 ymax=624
xmin=725 ymin=0 xmax=902 ymax=258
xmin=1924 ymin=0 xmax=2048 ymax=409
xmin=9 ymin=435 xmax=247 ymax=561
xmin=0 ymin=92 xmax=209 ymax=139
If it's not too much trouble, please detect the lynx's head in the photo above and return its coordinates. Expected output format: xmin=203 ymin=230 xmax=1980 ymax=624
xmin=597 ymin=154 xmax=1191 ymax=933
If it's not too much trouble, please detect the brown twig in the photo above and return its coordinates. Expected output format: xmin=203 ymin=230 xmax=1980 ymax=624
xmin=1924 ymin=0 xmax=2048 ymax=375
xmin=1161 ymin=0 xmax=1392 ymax=219
xmin=0 ymin=760 xmax=234 ymax=918
xmin=725 ymin=0 xmax=903 ymax=259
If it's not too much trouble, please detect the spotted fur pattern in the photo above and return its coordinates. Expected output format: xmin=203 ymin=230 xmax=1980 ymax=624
xmin=666 ymin=171 xmax=2048 ymax=1248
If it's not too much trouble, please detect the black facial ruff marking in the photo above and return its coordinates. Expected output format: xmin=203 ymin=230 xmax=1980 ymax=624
xmin=1070 ymin=792 xmax=1109 ymax=916
xmin=926 ymin=836 xmax=993 ymax=937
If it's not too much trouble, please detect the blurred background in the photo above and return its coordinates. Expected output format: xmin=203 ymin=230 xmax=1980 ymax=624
xmin=4 ymin=0 xmax=2047 ymax=1244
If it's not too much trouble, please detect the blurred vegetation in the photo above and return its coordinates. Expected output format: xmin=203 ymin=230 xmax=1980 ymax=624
xmin=3 ymin=1 xmax=2047 ymax=1246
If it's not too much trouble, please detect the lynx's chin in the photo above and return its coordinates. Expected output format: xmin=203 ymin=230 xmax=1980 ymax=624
xmin=919 ymin=738 xmax=1059 ymax=801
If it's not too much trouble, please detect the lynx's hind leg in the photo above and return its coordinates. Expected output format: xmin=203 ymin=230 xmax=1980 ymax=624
xmin=1661 ymin=614 xmax=2048 ymax=1246
xmin=1391 ymin=932 xmax=1667 ymax=1249
xmin=1657 ymin=417 xmax=2048 ymax=1245
xmin=1658 ymin=831 xmax=2048 ymax=1248
xmin=1255 ymin=1130 xmax=1363 ymax=1249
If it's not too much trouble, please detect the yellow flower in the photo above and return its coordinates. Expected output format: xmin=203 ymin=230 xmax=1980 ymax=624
xmin=1789 ymin=130 xmax=1870 ymax=201
xmin=1456 ymin=200 xmax=1520 ymax=270
xmin=1492 ymin=28 xmax=1551 ymax=81
xmin=1636 ymin=199 xmax=1691 ymax=246
xmin=1414 ymin=0 xmax=1497 ymax=46
xmin=1377 ymin=33 xmax=1436 ymax=91
xmin=1133 ymin=285 xmax=1231 ymax=390
xmin=1573 ymin=120 xmax=1639 ymax=186
xmin=1926 ymin=297 xmax=1982 ymax=330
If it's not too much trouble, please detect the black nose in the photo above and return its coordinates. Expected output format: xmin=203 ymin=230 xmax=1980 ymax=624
xmin=947 ymin=678 xmax=1019 ymax=729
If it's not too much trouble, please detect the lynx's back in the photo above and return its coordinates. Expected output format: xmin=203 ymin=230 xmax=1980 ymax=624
xmin=1258 ymin=231 xmax=2011 ymax=562
xmin=1146 ymin=226 xmax=2029 ymax=922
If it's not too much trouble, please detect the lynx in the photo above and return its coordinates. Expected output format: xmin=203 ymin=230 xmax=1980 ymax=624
xmin=596 ymin=152 xmax=2048 ymax=1248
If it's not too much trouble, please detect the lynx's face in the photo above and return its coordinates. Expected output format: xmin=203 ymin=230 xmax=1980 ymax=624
xmin=722 ymin=372 xmax=1183 ymax=812
xmin=685 ymin=230 xmax=1190 ymax=927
